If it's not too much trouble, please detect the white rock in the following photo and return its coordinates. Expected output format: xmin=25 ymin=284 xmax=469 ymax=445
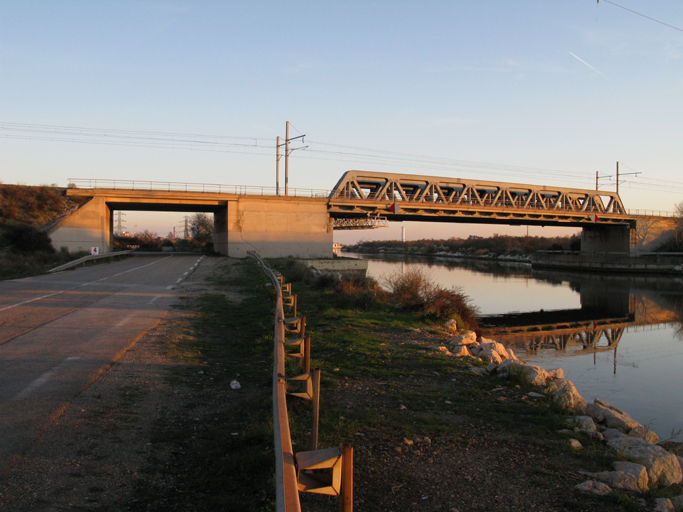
xmin=613 ymin=462 xmax=650 ymax=492
xmin=449 ymin=331 xmax=477 ymax=346
xmin=628 ymin=425 xmax=659 ymax=444
xmin=496 ymin=358 xmax=518 ymax=372
xmin=585 ymin=398 xmax=642 ymax=432
xmin=469 ymin=367 xmax=487 ymax=376
xmin=506 ymin=347 xmax=519 ymax=360
xmin=479 ymin=348 xmax=503 ymax=365
xmin=584 ymin=431 xmax=605 ymax=442
xmin=547 ymin=368 xmax=564 ymax=380
xmin=551 ymin=378 xmax=587 ymax=412
xmin=527 ymin=392 xmax=545 ymax=398
xmin=426 ymin=345 xmax=452 ymax=355
xmin=469 ymin=345 xmax=482 ymax=356
xmin=444 ymin=319 xmax=458 ymax=330
xmin=566 ymin=416 xmax=597 ymax=432
xmin=655 ymin=498 xmax=675 ymax=512
xmin=569 ymin=439 xmax=583 ymax=450
xmin=501 ymin=361 xmax=550 ymax=386
xmin=671 ymin=495 xmax=683 ymax=512
xmin=574 ymin=480 xmax=612 ymax=495
xmin=582 ymin=462 xmax=650 ymax=492
xmin=603 ymin=429 xmax=683 ymax=487
xmin=451 ymin=345 xmax=472 ymax=357
xmin=479 ymin=340 xmax=510 ymax=361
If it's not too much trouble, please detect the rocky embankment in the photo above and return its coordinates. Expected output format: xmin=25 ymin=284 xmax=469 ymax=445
xmin=437 ymin=330 xmax=683 ymax=512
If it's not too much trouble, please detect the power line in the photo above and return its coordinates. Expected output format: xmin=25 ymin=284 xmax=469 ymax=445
xmin=598 ymin=0 xmax=683 ymax=33
xmin=4 ymin=120 xmax=683 ymax=193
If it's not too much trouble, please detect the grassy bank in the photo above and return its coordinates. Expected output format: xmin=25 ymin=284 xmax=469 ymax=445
xmin=129 ymin=259 xmax=277 ymax=512
xmin=132 ymin=257 xmax=676 ymax=511
xmin=262 ymin=258 xmax=664 ymax=511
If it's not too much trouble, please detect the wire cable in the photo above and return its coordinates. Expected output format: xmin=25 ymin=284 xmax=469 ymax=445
xmin=598 ymin=0 xmax=683 ymax=33
xmin=4 ymin=121 xmax=683 ymax=194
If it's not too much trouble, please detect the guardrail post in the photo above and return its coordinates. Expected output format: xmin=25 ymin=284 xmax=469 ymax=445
xmin=310 ymin=368 xmax=320 ymax=450
xmin=339 ymin=444 xmax=353 ymax=512
xmin=303 ymin=336 xmax=311 ymax=373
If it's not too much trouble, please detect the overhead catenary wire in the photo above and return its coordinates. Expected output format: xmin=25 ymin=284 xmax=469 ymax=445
xmin=598 ymin=0 xmax=683 ymax=33
xmin=3 ymin=121 xmax=683 ymax=194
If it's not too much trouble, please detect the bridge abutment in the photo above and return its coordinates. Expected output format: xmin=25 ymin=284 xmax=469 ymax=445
xmin=629 ymin=216 xmax=678 ymax=253
xmin=48 ymin=197 xmax=112 ymax=253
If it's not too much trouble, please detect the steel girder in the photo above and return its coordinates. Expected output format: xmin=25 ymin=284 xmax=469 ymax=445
xmin=328 ymin=171 xmax=630 ymax=225
xmin=332 ymin=216 xmax=389 ymax=230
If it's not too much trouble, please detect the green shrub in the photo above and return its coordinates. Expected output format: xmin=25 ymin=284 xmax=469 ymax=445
xmin=1 ymin=224 xmax=55 ymax=254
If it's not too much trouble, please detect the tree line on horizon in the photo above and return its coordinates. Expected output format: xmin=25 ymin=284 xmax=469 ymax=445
xmin=344 ymin=233 xmax=582 ymax=256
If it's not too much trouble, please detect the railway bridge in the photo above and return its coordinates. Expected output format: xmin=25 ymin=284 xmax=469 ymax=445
xmin=49 ymin=171 xmax=677 ymax=258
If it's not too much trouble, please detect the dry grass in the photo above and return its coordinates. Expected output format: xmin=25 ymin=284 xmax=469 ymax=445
xmin=382 ymin=267 xmax=479 ymax=329
xmin=0 ymin=184 xmax=67 ymax=227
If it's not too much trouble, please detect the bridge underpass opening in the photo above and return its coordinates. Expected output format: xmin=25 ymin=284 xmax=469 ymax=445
xmin=109 ymin=204 xmax=221 ymax=251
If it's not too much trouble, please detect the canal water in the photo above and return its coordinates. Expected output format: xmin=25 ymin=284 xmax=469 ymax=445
xmin=345 ymin=252 xmax=683 ymax=442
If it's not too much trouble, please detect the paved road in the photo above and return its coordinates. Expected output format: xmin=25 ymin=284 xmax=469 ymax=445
xmin=0 ymin=254 xmax=206 ymax=475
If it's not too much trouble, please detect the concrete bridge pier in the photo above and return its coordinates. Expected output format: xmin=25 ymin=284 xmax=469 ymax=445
xmin=215 ymin=197 xmax=333 ymax=258
xmin=581 ymin=224 xmax=631 ymax=253
xmin=581 ymin=217 xmax=677 ymax=254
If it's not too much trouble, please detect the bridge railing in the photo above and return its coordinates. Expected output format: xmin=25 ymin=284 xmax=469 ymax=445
xmin=625 ymin=209 xmax=676 ymax=218
xmin=68 ymin=178 xmax=330 ymax=198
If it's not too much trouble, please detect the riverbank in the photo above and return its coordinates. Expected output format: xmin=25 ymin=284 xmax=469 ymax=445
xmin=1 ymin=257 xmax=681 ymax=511
xmin=344 ymin=248 xmax=683 ymax=275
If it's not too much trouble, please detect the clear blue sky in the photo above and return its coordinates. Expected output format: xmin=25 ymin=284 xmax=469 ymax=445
xmin=2 ymin=1 xmax=682 ymax=242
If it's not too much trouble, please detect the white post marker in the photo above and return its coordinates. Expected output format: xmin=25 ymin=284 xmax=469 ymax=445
xmin=91 ymin=247 xmax=100 ymax=255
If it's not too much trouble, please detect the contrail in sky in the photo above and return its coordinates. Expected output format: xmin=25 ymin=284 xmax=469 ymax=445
xmin=568 ymin=52 xmax=607 ymax=78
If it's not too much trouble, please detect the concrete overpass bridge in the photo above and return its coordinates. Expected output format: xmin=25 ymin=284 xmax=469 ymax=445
xmin=49 ymin=172 xmax=677 ymax=258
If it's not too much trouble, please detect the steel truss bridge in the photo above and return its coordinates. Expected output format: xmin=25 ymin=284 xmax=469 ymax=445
xmin=327 ymin=171 xmax=634 ymax=229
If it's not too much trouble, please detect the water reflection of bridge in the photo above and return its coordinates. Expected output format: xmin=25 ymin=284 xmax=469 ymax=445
xmin=480 ymin=272 xmax=682 ymax=368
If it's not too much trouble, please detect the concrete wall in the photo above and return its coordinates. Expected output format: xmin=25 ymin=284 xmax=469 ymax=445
xmin=214 ymin=196 xmax=333 ymax=258
xmin=48 ymin=197 xmax=112 ymax=253
xmin=630 ymin=217 xmax=677 ymax=253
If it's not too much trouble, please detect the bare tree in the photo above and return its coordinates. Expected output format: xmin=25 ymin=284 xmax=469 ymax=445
xmin=190 ymin=213 xmax=214 ymax=243
xmin=675 ymin=201 xmax=683 ymax=247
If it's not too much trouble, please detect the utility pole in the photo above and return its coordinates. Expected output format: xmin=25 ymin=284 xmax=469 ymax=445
xmin=285 ymin=122 xmax=289 ymax=196
xmin=276 ymin=136 xmax=281 ymax=196
xmin=282 ymin=121 xmax=306 ymax=197
xmin=614 ymin=161 xmax=640 ymax=196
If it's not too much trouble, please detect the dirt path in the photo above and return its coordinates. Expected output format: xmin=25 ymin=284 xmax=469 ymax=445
xmin=0 ymin=258 xmax=250 ymax=512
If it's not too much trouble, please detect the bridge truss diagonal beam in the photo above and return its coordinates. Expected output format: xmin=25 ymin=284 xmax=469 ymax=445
xmin=327 ymin=171 xmax=633 ymax=227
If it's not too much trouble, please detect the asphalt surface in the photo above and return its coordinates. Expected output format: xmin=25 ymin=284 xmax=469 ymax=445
xmin=0 ymin=254 xmax=206 ymax=476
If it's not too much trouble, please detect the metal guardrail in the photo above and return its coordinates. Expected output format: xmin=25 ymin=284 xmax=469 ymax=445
xmin=48 ymin=250 xmax=134 ymax=273
xmin=67 ymin=178 xmax=330 ymax=199
xmin=249 ymin=252 xmax=353 ymax=512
